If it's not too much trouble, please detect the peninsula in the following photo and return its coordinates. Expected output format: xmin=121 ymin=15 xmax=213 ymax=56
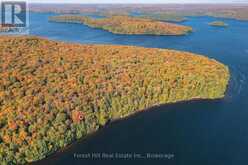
xmin=0 ymin=36 xmax=229 ymax=164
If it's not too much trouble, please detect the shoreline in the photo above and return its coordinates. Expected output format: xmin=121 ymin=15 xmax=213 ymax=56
xmin=48 ymin=15 xmax=193 ymax=36
xmin=0 ymin=36 xmax=230 ymax=164
xmin=33 ymin=94 xmax=228 ymax=164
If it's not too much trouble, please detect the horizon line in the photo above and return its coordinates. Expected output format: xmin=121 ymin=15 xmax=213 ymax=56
xmin=29 ymin=2 xmax=248 ymax=4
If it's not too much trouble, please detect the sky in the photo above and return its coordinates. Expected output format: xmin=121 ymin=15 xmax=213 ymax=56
xmin=28 ymin=0 xmax=248 ymax=4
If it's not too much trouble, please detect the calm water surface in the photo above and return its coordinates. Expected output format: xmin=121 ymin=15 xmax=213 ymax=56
xmin=16 ymin=13 xmax=248 ymax=164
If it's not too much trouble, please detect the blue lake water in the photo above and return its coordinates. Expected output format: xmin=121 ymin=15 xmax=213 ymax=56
xmin=11 ymin=13 xmax=248 ymax=164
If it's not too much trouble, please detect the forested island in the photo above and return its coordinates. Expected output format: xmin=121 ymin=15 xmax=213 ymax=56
xmin=0 ymin=36 xmax=230 ymax=164
xmin=209 ymin=21 xmax=228 ymax=27
xmin=49 ymin=15 xmax=193 ymax=35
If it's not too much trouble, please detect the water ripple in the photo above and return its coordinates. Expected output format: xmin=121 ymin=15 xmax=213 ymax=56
xmin=245 ymin=49 xmax=248 ymax=54
xmin=228 ymin=65 xmax=247 ymax=100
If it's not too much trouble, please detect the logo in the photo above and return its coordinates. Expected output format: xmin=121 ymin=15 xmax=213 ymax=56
xmin=1 ymin=1 xmax=29 ymax=33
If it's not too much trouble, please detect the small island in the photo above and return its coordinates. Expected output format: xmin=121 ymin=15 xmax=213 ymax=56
xmin=0 ymin=36 xmax=229 ymax=164
xmin=209 ymin=21 xmax=228 ymax=27
xmin=49 ymin=15 xmax=193 ymax=35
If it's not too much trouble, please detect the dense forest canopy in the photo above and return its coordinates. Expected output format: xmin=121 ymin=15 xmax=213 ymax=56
xmin=49 ymin=15 xmax=193 ymax=35
xmin=30 ymin=4 xmax=248 ymax=21
xmin=0 ymin=36 xmax=229 ymax=164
